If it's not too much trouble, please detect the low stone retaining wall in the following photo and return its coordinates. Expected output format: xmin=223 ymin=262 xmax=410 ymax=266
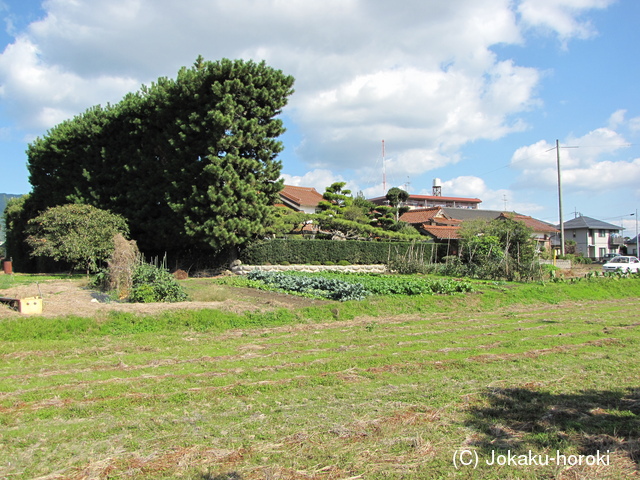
xmin=540 ymin=260 xmax=572 ymax=269
xmin=232 ymin=264 xmax=387 ymax=275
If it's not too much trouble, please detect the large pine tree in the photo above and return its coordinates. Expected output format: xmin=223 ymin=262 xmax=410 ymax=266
xmin=25 ymin=58 xmax=294 ymax=259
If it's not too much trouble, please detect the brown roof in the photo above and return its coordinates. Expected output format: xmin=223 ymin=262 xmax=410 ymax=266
xmin=501 ymin=214 xmax=558 ymax=233
xmin=420 ymin=225 xmax=461 ymax=240
xmin=406 ymin=194 xmax=482 ymax=203
xmin=433 ymin=218 xmax=462 ymax=226
xmin=279 ymin=185 xmax=324 ymax=207
xmin=399 ymin=207 xmax=446 ymax=224
xmin=369 ymin=194 xmax=482 ymax=204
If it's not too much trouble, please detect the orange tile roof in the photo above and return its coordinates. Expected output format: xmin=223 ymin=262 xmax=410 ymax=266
xmin=502 ymin=214 xmax=558 ymax=233
xmin=420 ymin=225 xmax=461 ymax=239
xmin=405 ymin=194 xmax=482 ymax=203
xmin=399 ymin=207 xmax=445 ymax=224
xmin=369 ymin=194 xmax=482 ymax=204
xmin=433 ymin=218 xmax=462 ymax=226
xmin=279 ymin=185 xmax=324 ymax=207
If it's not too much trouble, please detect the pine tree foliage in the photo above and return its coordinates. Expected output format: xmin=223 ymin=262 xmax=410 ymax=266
xmin=25 ymin=57 xmax=294 ymax=257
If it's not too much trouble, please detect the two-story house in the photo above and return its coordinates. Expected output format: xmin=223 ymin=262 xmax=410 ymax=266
xmin=555 ymin=215 xmax=623 ymax=260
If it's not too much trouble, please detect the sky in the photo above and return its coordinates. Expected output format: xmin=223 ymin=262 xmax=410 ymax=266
xmin=1 ymin=0 xmax=639 ymax=236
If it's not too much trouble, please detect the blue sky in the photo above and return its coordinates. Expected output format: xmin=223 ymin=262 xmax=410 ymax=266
xmin=1 ymin=0 xmax=639 ymax=236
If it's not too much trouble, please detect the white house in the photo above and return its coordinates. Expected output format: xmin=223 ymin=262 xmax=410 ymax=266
xmin=554 ymin=215 xmax=623 ymax=260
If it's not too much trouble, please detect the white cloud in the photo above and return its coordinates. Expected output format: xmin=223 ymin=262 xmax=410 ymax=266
xmin=511 ymin=115 xmax=638 ymax=192
xmin=629 ymin=116 xmax=640 ymax=133
xmin=435 ymin=175 xmax=543 ymax=213
xmin=608 ymin=109 xmax=626 ymax=129
xmin=280 ymin=169 xmax=348 ymax=193
xmin=518 ymin=0 xmax=615 ymax=43
xmin=561 ymin=158 xmax=640 ymax=190
xmin=0 ymin=36 xmax=138 ymax=129
xmin=0 ymin=0 xmax=618 ymax=193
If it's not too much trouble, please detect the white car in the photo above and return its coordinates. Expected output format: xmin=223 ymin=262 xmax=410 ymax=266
xmin=602 ymin=255 xmax=640 ymax=273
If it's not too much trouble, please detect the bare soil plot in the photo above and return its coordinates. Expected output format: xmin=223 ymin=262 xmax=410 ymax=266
xmin=0 ymin=277 xmax=327 ymax=319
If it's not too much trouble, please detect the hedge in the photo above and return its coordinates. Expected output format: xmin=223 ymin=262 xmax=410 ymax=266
xmin=239 ymin=239 xmax=439 ymax=265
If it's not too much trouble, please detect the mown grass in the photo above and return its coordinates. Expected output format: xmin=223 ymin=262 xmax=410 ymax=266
xmin=0 ymin=272 xmax=83 ymax=290
xmin=0 ymin=275 xmax=638 ymax=479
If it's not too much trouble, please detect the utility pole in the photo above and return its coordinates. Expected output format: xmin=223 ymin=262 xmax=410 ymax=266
xmin=382 ymin=140 xmax=386 ymax=195
xmin=556 ymin=140 xmax=565 ymax=256
xmin=634 ymin=208 xmax=639 ymax=256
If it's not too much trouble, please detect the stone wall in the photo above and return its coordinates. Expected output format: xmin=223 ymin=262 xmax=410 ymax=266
xmin=232 ymin=264 xmax=387 ymax=275
xmin=539 ymin=260 xmax=572 ymax=269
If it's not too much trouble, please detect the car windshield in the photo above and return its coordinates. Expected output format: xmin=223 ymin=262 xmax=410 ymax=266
xmin=611 ymin=257 xmax=629 ymax=263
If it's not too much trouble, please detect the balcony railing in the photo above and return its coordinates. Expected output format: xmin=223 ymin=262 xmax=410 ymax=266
xmin=609 ymin=235 xmax=624 ymax=246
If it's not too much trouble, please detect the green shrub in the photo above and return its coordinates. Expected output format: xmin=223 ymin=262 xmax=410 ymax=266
xmin=337 ymin=260 xmax=351 ymax=266
xmin=129 ymin=262 xmax=188 ymax=303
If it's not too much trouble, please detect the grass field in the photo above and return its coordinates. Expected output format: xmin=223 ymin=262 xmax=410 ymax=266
xmin=0 ymin=274 xmax=639 ymax=479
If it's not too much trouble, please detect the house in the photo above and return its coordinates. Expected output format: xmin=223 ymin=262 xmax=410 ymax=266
xmin=625 ymin=234 xmax=639 ymax=256
xmin=368 ymin=179 xmax=482 ymax=210
xmin=368 ymin=194 xmax=481 ymax=210
xmin=553 ymin=215 xmax=623 ymax=260
xmin=399 ymin=207 xmax=558 ymax=252
xmin=278 ymin=185 xmax=324 ymax=214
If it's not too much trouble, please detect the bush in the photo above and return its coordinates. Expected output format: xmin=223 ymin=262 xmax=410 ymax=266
xmin=25 ymin=204 xmax=130 ymax=273
xmin=129 ymin=262 xmax=188 ymax=303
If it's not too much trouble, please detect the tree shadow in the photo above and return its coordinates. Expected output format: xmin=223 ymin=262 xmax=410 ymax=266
xmin=196 ymin=472 xmax=243 ymax=480
xmin=465 ymin=387 xmax=640 ymax=465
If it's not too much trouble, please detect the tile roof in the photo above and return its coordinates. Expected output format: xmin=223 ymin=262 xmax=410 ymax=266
xmin=501 ymin=214 xmax=558 ymax=233
xmin=279 ymin=185 xmax=324 ymax=207
xmin=560 ymin=215 xmax=621 ymax=231
xmin=399 ymin=207 xmax=446 ymax=224
xmin=440 ymin=208 xmax=506 ymax=222
xmin=368 ymin=194 xmax=481 ymax=204
xmin=404 ymin=194 xmax=482 ymax=203
xmin=420 ymin=225 xmax=460 ymax=240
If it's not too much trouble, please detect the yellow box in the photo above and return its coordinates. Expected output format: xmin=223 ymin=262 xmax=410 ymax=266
xmin=18 ymin=296 xmax=43 ymax=315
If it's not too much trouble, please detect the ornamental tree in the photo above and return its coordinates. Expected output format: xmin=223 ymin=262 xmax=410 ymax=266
xmin=26 ymin=204 xmax=129 ymax=273
xmin=25 ymin=57 xmax=294 ymax=258
xmin=458 ymin=216 xmax=538 ymax=281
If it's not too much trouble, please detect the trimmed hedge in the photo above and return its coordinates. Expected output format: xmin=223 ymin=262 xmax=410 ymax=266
xmin=240 ymin=239 xmax=438 ymax=265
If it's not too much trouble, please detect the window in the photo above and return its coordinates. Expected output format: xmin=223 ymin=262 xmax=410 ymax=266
xmin=598 ymin=229 xmax=606 ymax=238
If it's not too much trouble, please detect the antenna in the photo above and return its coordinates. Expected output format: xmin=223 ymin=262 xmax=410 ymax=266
xmin=503 ymin=194 xmax=508 ymax=211
xmin=382 ymin=140 xmax=386 ymax=194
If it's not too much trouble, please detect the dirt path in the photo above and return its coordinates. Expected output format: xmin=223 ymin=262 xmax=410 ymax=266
xmin=0 ymin=278 xmax=324 ymax=318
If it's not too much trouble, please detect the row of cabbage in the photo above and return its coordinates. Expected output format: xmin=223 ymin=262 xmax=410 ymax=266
xmin=246 ymin=270 xmax=473 ymax=302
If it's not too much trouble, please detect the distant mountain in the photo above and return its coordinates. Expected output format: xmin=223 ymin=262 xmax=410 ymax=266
xmin=1 ymin=193 xmax=23 ymax=242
